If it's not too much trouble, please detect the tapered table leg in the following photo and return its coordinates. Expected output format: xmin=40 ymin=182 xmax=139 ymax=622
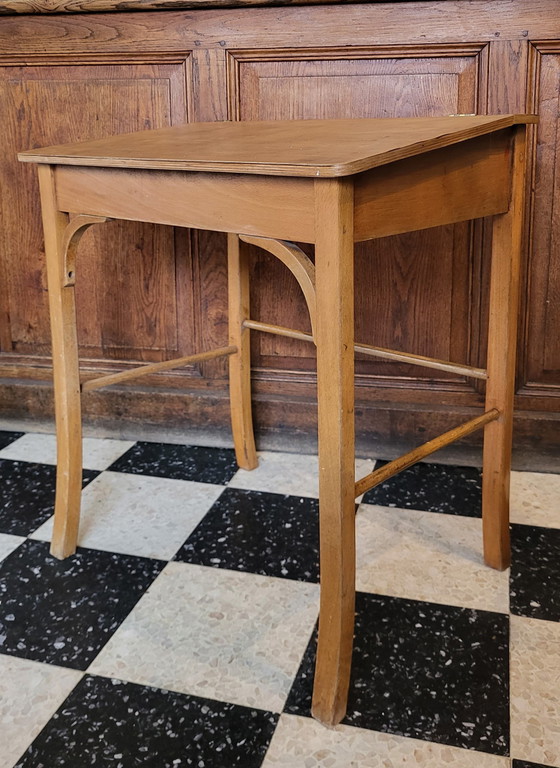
xmin=38 ymin=165 xmax=83 ymax=559
xmin=311 ymin=178 xmax=356 ymax=727
xmin=228 ymin=233 xmax=257 ymax=470
xmin=482 ymin=126 xmax=528 ymax=570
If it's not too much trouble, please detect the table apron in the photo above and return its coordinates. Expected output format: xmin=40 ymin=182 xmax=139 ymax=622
xmin=354 ymin=129 xmax=514 ymax=241
xmin=54 ymin=166 xmax=317 ymax=243
xmin=53 ymin=127 xmax=514 ymax=245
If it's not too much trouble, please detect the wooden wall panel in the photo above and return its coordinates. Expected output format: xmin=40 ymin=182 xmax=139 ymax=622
xmin=524 ymin=44 xmax=560 ymax=392
xmin=0 ymin=59 xmax=193 ymax=365
xmin=1 ymin=2 xmax=560 ymax=53
xmin=0 ymin=0 xmax=366 ymax=12
xmin=229 ymin=48 xmax=485 ymax=389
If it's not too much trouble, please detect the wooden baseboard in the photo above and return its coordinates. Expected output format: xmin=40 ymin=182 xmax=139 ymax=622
xmin=1 ymin=377 xmax=558 ymax=472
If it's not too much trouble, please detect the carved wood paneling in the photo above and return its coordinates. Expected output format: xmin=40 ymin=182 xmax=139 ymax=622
xmin=0 ymin=0 xmax=375 ymax=13
xmin=0 ymin=0 xmax=559 ymax=59
xmin=3 ymin=3 xmax=560 ymax=57
xmin=523 ymin=43 xmax=560 ymax=393
xmin=229 ymin=47 xmax=487 ymax=390
xmin=0 ymin=58 xmax=193 ymax=364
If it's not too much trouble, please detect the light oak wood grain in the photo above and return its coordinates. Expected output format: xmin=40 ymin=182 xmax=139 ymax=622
xmin=353 ymin=130 xmax=513 ymax=240
xmin=239 ymin=235 xmax=316 ymax=336
xmin=19 ymin=114 xmax=536 ymax=177
xmin=37 ymin=165 xmax=83 ymax=560
xmin=60 ymin=214 xmax=110 ymax=287
xmin=482 ymin=125 xmax=527 ymax=570
xmin=243 ymin=320 xmax=488 ymax=380
xmin=355 ymin=409 xmax=499 ymax=497
xmin=227 ymin=234 xmax=257 ymax=469
xmin=53 ymin=166 xmax=316 ymax=242
xmin=82 ymin=345 xmax=236 ymax=391
xmin=311 ymin=176 xmax=355 ymax=727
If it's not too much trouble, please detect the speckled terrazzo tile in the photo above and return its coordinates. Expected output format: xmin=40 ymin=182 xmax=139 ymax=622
xmin=0 ymin=430 xmax=24 ymax=450
xmin=89 ymin=561 xmax=319 ymax=712
xmin=228 ymin=451 xmax=375 ymax=499
xmin=0 ymin=432 xmax=136 ymax=471
xmin=175 ymin=488 xmax=319 ymax=582
xmin=361 ymin=461 xmax=482 ymax=517
xmin=30 ymin=472 xmax=223 ymax=560
xmin=355 ymin=504 xmax=508 ymax=612
xmin=510 ymin=523 xmax=560 ymax=622
xmin=261 ymin=714 xmax=510 ymax=767
xmin=511 ymin=471 xmax=560 ymax=529
xmin=0 ymin=538 xmax=163 ymax=668
xmin=14 ymin=674 xmax=278 ymax=768
xmin=285 ymin=591 xmax=509 ymax=755
xmin=108 ymin=440 xmax=239 ymax=484
xmin=0 ymin=532 xmax=25 ymax=561
xmin=0 ymin=459 xmax=98 ymax=536
xmin=511 ymin=615 xmax=560 ymax=766
xmin=0 ymin=655 xmax=82 ymax=768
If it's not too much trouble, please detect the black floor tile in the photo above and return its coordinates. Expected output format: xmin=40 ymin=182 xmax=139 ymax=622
xmin=512 ymin=762 xmax=560 ymax=768
xmin=0 ymin=430 xmax=24 ymax=450
xmin=108 ymin=441 xmax=239 ymax=485
xmin=285 ymin=591 xmax=509 ymax=755
xmin=510 ymin=523 xmax=560 ymax=622
xmin=14 ymin=674 xmax=278 ymax=768
xmin=361 ymin=461 xmax=482 ymax=517
xmin=0 ymin=539 xmax=163 ymax=669
xmin=175 ymin=487 xmax=319 ymax=582
xmin=0 ymin=459 xmax=98 ymax=536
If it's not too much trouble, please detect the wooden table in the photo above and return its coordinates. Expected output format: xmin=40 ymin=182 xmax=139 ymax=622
xmin=19 ymin=114 xmax=536 ymax=726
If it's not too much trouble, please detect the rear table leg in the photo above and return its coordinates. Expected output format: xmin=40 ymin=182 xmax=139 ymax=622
xmin=228 ymin=233 xmax=257 ymax=470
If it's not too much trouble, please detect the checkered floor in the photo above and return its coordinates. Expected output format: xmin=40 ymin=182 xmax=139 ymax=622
xmin=0 ymin=428 xmax=559 ymax=767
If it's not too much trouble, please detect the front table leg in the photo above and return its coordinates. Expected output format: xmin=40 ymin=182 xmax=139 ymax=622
xmin=311 ymin=178 xmax=356 ymax=726
xmin=38 ymin=165 xmax=83 ymax=559
xmin=482 ymin=126 xmax=528 ymax=570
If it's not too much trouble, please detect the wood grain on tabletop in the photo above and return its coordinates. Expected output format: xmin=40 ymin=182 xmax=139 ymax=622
xmin=18 ymin=115 xmax=536 ymax=177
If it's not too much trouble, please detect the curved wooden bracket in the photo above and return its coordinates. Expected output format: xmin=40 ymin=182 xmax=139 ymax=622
xmin=62 ymin=214 xmax=111 ymax=287
xmin=239 ymin=234 xmax=317 ymax=338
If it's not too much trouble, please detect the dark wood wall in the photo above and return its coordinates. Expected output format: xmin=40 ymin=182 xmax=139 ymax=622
xmin=0 ymin=1 xmax=559 ymax=461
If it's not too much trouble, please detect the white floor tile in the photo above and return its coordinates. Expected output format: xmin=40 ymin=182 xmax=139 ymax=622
xmin=0 ymin=655 xmax=82 ymax=768
xmin=0 ymin=432 xmax=135 ymax=471
xmin=89 ymin=561 xmax=319 ymax=712
xmin=511 ymin=470 xmax=560 ymax=529
xmin=0 ymin=532 xmax=25 ymax=562
xmin=228 ymin=450 xmax=375 ymax=499
xmin=29 ymin=472 xmax=224 ymax=560
xmin=511 ymin=615 xmax=560 ymax=766
xmin=355 ymin=504 xmax=509 ymax=612
xmin=261 ymin=714 xmax=509 ymax=767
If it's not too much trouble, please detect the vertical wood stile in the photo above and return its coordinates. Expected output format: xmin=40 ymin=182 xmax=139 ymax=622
xmin=227 ymin=233 xmax=257 ymax=469
xmin=37 ymin=164 xmax=83 ymax=559
xmin=311 ymin=177 xmax=356 ymax=727
xmin=482 ymin=125 xmax=528 ymax=570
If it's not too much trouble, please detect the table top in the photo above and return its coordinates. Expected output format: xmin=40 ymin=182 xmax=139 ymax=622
xmin=19 ymin=115 xmax=536 ymax=178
